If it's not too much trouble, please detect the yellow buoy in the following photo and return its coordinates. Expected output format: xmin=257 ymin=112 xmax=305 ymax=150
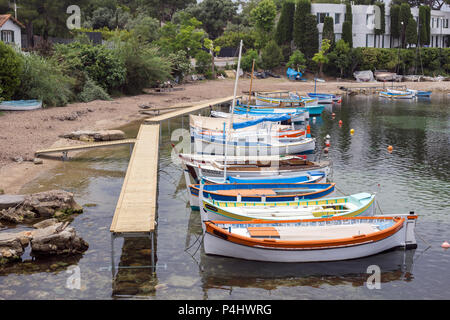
xmin=350 ymin=129 xmax=355 ymax=135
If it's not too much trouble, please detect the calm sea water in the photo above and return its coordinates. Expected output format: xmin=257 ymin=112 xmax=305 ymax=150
xmin=1 ymin=94 xmax=449 ymax=300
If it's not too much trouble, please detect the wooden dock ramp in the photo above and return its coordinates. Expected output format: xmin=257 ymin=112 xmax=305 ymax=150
xmin=110 ymin=124 xmax=159 ymax=234
xmin=35 ymin=139 xmax=136 ymax=158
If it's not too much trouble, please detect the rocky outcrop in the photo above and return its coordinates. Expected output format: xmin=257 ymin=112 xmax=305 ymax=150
xmin=0 ymin=195 xmax=25 ymax=210
xmin=61 ymin=130 xmax=125 ymax=142
xmin=0 ymin=230 xmax=31 ymax=264
xmin=0 ymin=190 xmax=83 ymax=224
xmin=0 ymin=219 xmax=88 ymax=264
xmin=30 ymin=222 xmax=89 ymax=256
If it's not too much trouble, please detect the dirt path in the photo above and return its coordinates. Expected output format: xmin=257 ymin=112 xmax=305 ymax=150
xmin=0 ymin=78 xmax=448 ymax=193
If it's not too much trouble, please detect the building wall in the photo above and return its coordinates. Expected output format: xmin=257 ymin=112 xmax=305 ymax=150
xmin=310 ymin=3 xmax=450 ymax=49
xmin=0 ymin=19 xmax=21 ymax=48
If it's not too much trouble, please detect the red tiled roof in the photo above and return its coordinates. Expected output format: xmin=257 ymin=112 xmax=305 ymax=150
xmin=0 ymin=14 xmax=25 ymax=29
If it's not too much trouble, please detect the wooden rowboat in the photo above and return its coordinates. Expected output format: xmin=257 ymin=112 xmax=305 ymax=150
xmin=200 ymin=192 xmax=375 ymax=222
xmin=0 ymin=100 xmax=42 ymax=111
xmin=188 ymin=182 xmax=335 ymax=209
xmin=203 ymin=214 xmax=418 ymax=262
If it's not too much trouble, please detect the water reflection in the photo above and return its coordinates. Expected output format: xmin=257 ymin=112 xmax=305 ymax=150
xmin=199 ymin=248 xmax=416 ymax=293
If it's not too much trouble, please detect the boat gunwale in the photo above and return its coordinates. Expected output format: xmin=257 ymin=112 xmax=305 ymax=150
xmin=190 ymin=182 xmax=336 ymax=200
xmin=204 ymin=216 xmax=407 ymax=249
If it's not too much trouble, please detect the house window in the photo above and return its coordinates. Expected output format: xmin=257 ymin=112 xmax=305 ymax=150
xmin=1 ymin=30 xmax=14 ymax=43
xmin=335 ymin=13 xmax=340 ymax=24
xmin=432 ymin=18 xmax=435 ymax=28
xmin=317 ymin=13 xmax=329 ymax=24
xmin=444 ymin=19 xmax=449 ymax=29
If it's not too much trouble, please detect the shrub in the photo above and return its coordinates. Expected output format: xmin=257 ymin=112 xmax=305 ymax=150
xmin=54 ymin=42 xmax=126 ymax=93
xmin=287 ymin=50 xmax=306 ymax=71
xmin=114 ymin=38 xmax=172 ymax=94
xmin=260 ymin=40 xmax=283 ymax=70
xmin=169 ymin=50 xmax=192 ymax=83
xmin=0 ymin=42 xmax=22 ymax=100
xmin=241 ymin=49 xmax=259 ymax=72
xmin=16 ymin=53 xmax=74 ymax=107
xmin=77 ymin=77 xmax=111 ymax=102
xmin=195 ymin=50 xmax=212 ymax=75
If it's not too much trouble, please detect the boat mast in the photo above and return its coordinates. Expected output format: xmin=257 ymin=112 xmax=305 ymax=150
xmin=248 ymin=59 xmax=255 ymax=104
xmin=223 ymin=39 xmax=243 ymax=182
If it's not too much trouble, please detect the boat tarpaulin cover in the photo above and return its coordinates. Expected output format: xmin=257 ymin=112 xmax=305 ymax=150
xmin=232 ymin=114 xmax=291 ymax=129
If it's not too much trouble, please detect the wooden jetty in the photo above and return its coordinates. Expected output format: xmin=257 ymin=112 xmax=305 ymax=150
xmin=339 ymin=84 xmax=407 ymax=95
xmin=35 ymin=139 xmax=136 ymax=160
xmin=110 ymin=95 xmax=236 ymax=275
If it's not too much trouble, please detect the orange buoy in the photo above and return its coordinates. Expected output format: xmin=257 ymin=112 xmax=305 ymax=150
xmin=441 ymin=241 xmax=450 ymax=249
xmin=338 ymin=120 xmax=343 ymax=127
xmin=306 ymin=125 xmax=311 ymax=134
xmin=350 ymin=129 xmax=355 ymax=135
xmin=325 ymin=140 xmax=330 ymax=147
xmin=387 ymin=145 xmax=393 ymax=153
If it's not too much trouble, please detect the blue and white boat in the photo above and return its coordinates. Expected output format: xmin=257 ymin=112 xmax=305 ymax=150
xmin=307 ymin=93 xmax=341 ymax=103
xmin=188 ymin=182 xmax=335 ymax=209
xmin=203 ymin=171 xmax=327 ymax=184
xmin=235 ymin=104 xmax=324 ymax=117
xmin=380 ymin=90 xmax=414 ymax=99
xmin=407 ymin=89 xmax=432 ymax=98
xmin=0 ymin=100 xmax=42 ymax=111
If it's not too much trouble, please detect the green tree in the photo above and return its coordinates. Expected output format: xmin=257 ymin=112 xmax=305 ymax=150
xmin=406 ymin=16 xmax=417 ymax=47
xmin=328 ymin=39 xmax=351 ymax=77
xmin=312 ymin=39 xmax=331 ymax=77
xmin=0 ymin=42 xmax=22 ymax=100
xmin=241 ymin=49 xmax=260 ymax=72
xmin=260 ymin=40 xmax=283 ymax=70
xmin=342 ymin=1 xmax=353 ymax=47
xmin=186 ymin=0 xmax=238 ymax=39
xmin=302 ymin=14 xmax=319 ymax=59
xmin=322 ymin=16 xmax=335 ymax=45
xmin=399 ymin=3 xmax=412 ymax=48
xmin=390 ymin=5 xmax=401 ymax=39
xmin=275 ymin=0 xmax=295 ymax=46
xmin=158 ymin=17 xmax=206 ymax=58
xmin=137 ymin=0 xmax=196 ymax=25
xmin=293 ymin=0 xmax=311 ymax=52
xmin=250 ymin=0 xmax=277 ymax=34
xmin=287 ymin=50 xmax=306 ymax=71
xmin=418 ymin=6 xmax=428 ymax=46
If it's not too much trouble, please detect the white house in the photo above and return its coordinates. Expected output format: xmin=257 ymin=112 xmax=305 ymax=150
xmin=0 ymin=14 xmax=24 ymax=49
xmin=311 ymin=2 xmax=450 ymax=49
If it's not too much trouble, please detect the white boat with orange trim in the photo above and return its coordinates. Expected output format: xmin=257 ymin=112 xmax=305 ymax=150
xmin=203 ymin=214 xmax=418 ymax=262
xmin=200 ymin=192 xmax=375 ymax=222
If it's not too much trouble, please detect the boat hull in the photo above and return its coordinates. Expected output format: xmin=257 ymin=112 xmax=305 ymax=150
xmin=203 ymin=216 xmax=417 ymax=262
xmin=193 ymin=136 xmax=316 ymax=156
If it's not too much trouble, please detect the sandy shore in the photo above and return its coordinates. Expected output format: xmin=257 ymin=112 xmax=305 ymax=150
xmin=1 ymin=78 xmax=448 ymax=194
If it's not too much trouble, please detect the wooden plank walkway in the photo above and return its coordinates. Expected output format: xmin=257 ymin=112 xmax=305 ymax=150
xmin=110 ymin=96 xmax=235 ymax=235
xmin=145 ymin=96 xmax=236 ymax=123
xmin=35 ymin=139 xmax=136 ymax=156
xmin=110 ymin=124 xmax=160 ymax=234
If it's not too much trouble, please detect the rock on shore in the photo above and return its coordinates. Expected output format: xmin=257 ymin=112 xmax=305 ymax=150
xmin=0 ymin=219 xmax=88 ymax=264
xmin=0 ymin=190 xmax=83 ymax=223
xmin=61 ymin=130 xmax=126 ymax=142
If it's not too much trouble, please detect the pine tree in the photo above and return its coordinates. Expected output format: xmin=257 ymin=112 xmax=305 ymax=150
xmin=275 ymin=0 xmax=295 ymax=46
xmin=419 ymin=6 xmax=428 ymax=46
xmin=293 ymin=0 xmax=311 ymax=52
xmin=322 ymin=16 xmax=335 ymax=45
xmin=303 ymin=14 xmax=319 ymax=59
xmin=406 ymin=17 xmax=417 ymax=47
xmin=399 ymin=3 xmax=412 ymax=48
xmin=390 ymin=4 xmax=401 ymax=46
xmin=342 ymin=1 xmax=353 ymax=48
